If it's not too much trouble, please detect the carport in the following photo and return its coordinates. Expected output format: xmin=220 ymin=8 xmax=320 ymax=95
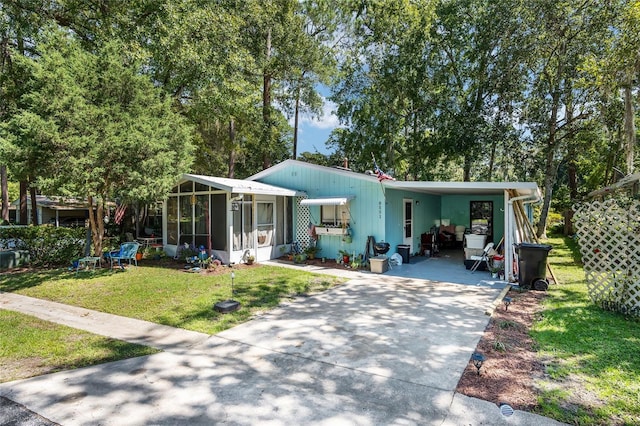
xmin=383 ymin=180 xmax=540 ymax=284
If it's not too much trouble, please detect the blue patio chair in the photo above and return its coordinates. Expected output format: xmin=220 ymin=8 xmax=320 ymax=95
xmin=109 ymin=242 xmax=140 ymax=270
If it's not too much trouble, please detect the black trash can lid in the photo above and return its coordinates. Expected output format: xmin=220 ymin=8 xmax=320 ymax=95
xmin=515 ymin=242 xmax=552 ymax=251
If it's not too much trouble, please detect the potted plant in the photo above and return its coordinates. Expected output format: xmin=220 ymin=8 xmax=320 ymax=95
xmin=489 ymin=264 xmax=501 ymax=279
xmin=246 ymin=255 xmax=255 ymax=265
xmin=339 ymin=250 xmax=350 ymax=264
xmin=293 ymin=253 xmax=307 ymax=264
xmin=305 ymin=245 xmax=321 ymax=260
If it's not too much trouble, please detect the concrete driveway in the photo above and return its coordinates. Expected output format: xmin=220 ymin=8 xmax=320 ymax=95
xmin=0 ymin=274 xmax=563 ymax=425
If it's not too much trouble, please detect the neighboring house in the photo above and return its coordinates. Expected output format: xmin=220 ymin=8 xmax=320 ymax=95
xmin=10 ymin=196 xmax=92 ymax=227
xmin=164 ymin=160 xmax=540 ymax=281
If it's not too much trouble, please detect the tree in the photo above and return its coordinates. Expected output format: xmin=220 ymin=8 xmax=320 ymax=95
xmin=519 ymin=1 xmax=612 ymax=238
xmin=583 ymin=0 xmax=640 ymax=177
xmin=329 ymin=0 xmax=438 ymax=175
xmin=3 ymin=31 xmax=194 ymax=255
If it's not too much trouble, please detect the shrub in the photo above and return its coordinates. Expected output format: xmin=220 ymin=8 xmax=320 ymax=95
xmin=0 ymin=226 xmax=86 ymax=267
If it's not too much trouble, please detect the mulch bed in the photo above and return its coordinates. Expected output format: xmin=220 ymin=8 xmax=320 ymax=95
xmin=456 ymin=288 xmax=547 ymax=411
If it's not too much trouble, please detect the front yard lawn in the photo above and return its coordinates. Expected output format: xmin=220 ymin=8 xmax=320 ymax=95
xmin=0 ymin=309 xmax=159 ymax=382
xmin=0 ymin=262 xmax=344 ymax=383
xmin=0 ymin=263 xmax=345 ymax=335
xmin=531 ymin=235 xmax=640 ymax=425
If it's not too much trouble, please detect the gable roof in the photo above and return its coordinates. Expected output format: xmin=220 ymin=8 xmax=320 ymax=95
xmin=249 ymin=159 xmax=540 ymax=198
xmin=182 ymin=174 xmax=305 ymax=197
xmin=249 ymin=159 xmax=379 ymax=184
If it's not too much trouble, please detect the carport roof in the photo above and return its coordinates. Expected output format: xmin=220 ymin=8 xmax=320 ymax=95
xmin=385 ymin=180 xmax=540 ymax=197
xmin=182 ymin=174 xmax=305 ymax=197
xmin=249 ymin=159 xmax=540 ymax=199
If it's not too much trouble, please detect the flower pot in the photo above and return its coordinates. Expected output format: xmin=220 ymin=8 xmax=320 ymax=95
xmin=342 ymin=255 xmax=350 ymax=264
xmin=136 ymin=253 xmax=143 ymax=261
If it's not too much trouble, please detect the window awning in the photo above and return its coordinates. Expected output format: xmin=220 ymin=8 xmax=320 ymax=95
xmin=300 ymin=196 xmax=354 ymax=206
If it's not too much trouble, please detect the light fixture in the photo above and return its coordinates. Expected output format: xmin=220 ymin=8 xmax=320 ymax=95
xmin=213 ymin=265 xmax=240 ymax=313
xmin=471 ymin=352 xmax=485 ymax=376
xmin=503 ymin=296 xmax=512 ymax=311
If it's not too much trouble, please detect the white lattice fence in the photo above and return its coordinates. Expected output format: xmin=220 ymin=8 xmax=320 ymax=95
xmin=295 ymin=197 xmax=311 ymax=250
xmin=573 ymin=198 xmax=640 ymax=316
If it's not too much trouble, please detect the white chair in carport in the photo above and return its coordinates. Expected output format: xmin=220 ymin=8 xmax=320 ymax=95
xmin=470 ymin=242 xmax=494 ymax=273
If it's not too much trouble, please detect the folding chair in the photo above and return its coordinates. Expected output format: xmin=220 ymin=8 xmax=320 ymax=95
xmin=470 ymin=242 xmax=494 ymax=273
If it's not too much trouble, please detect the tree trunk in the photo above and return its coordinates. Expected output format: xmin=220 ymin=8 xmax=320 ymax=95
xmin=19 ymin=181 xmax=27 ymax=225
xmin=1 ymin=165 xmax=8 ymax=222
xmin=87 ymin=195 xmax=104 ymax=258
xmin=262 ymin=27 xmax=272 ymax=170
xmin=228 ymin=118 xmax=236 ymax=179
xmin=536 ymin=91 xmax=561 ymax=239
xmin=487 ymin=142 xmax=496 ymax=181
xmin=29 ymin=185 xmax=37 ymax=225
xmin=623 ymin=84 xmax=635 ymax=174
xmin=293 ymin=86 xmax=300 ymax=160
xmin=463 ymin=154 xmax=471 ymax=181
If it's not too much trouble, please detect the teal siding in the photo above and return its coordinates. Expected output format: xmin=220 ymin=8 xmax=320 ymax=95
xmin=257 ymin=164 xmax=386 ymax=260
xmin=255 ymin=162 xmax=510 ymax=259
xmin=385 ymin=189 xmax=441 ymax=253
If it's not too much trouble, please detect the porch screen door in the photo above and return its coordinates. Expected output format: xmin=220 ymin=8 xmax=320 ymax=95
xmin=257 ymin=202 xmax=274 ymax=247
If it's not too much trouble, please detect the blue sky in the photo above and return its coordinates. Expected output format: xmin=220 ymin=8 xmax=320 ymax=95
xmin=293 ymin=97 xmax=341 ymax=155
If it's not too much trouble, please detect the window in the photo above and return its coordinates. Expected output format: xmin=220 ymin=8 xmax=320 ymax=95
xmin=321 ymin=204 xmax=350 ymax=226
xmin=257 ymin=202 xmax=274 ymax=247
xmin=470 ymin=201 xmax=493 ymax=240
xmin=232 ymin=195 xmax=253 ymax=251
xmin=179 ymin=195 xmax=193 ymax=245
xmin=167 ymin=197 xmax=178 ymax=245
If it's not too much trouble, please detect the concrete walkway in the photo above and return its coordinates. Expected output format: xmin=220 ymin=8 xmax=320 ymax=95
xmin=0 ymin=273 xmax=565 ymax=425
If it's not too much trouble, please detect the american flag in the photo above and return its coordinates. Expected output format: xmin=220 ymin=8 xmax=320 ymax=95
xmin=374 ymin=160 xmax=395 ymax=182
xmin=114 ymin=204 xmax=127 ymax=225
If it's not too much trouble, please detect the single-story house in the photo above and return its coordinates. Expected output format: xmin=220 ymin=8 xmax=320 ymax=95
xmin=10 ymin=196 xmax=96 ymax=227
xmin=162 ymin=160 xmax=540 ymax=281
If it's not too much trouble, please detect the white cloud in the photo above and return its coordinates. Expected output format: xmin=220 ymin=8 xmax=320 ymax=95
xmin=286 ymin=97 xmax=343 ymax=131
xmin=299 ymin=98 xmax=342 ymax=130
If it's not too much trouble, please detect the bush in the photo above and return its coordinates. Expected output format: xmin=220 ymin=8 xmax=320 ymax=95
xmin=0 ymin=226 xmax=86 ymax=267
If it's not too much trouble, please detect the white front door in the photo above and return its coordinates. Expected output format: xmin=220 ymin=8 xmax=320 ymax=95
xmin=403 ymin=198 xmax=413 ymax=252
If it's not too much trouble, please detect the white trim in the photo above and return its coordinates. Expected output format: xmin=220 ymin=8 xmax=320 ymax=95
xmin=181 ymin=174 xmax=305 ymax=197
xmin=299 ymin=196 xmax=355 ymax=206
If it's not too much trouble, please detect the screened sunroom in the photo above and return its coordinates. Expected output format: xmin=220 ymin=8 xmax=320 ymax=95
xmin=163 ymin=174 xmax=303 ymax=264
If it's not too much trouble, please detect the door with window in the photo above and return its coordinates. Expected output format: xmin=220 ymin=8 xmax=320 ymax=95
xmin=256 ymin=201 xmax=275 ymax=260
xmin=403 ymin=199 xmax=413 ymax=252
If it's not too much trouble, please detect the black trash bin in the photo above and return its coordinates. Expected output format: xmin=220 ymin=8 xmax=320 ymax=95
xmin=397 ymin=244 xmax=410 ymax=264
xmin=515 ymin=242 xmax=552 ymax=290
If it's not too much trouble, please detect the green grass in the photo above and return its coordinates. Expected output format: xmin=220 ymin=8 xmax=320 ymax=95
xmin=531 ymin=234 xmax=640 ymax=425
xmin=0 ymin=309 xmax=158 ymax=383
xmin=0 ymin=263 xmax=345 ymax=335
